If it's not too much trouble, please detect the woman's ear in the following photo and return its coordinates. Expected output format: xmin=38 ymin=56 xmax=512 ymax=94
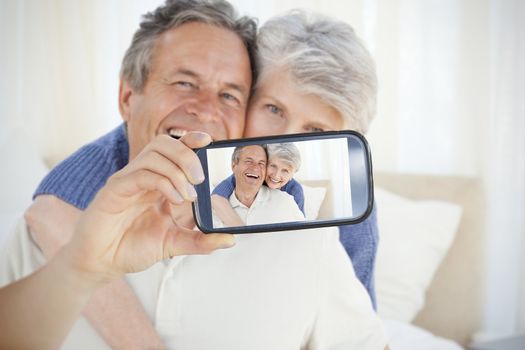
xmin=119 ymin=79 xmax=134 ymax=122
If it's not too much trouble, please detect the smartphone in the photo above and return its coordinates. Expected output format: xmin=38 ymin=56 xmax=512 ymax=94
xmin=192 ymin=130 xmax=373 ymax=234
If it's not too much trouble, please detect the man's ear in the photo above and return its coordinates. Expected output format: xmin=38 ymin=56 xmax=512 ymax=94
xmin=118 ymin=79 xmax=134 ymax=122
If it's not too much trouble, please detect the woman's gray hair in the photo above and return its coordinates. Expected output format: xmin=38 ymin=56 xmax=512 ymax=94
xmin=256 ymin=11 xmax=377 ymax=133
xmin=267 ymin=143 xmax=301 ymax=172
xmin=121 ymin=0 xmax=258 ymax=93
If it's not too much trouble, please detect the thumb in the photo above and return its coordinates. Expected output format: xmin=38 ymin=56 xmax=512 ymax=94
xmin=179 ymin=132 xmax=213 ymax=149
xmin=164 ymin=227 xmax=236 ymax=257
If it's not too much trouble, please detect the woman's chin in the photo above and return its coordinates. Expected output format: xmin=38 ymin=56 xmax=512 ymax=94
xmin=266 ymin=182 xmax=281 ymax=190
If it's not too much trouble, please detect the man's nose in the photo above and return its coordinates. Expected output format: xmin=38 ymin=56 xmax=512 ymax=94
xmin=185 ymin=91 xmax=220 ymax=122
xmin=249 ymin=164 xmax=261 ymax=173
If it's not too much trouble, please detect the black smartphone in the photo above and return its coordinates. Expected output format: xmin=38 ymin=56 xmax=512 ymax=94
xmin=192 ymin=130 xmax=373 ymax=234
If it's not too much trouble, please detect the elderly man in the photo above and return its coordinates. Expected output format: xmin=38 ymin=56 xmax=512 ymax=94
xmin=213 ymin=145 xmax=304 ymax=227
xmin=2 ymin=0 xmax=255 ymax=348
xmin=0 ymin=0 xmax=388 ymax=349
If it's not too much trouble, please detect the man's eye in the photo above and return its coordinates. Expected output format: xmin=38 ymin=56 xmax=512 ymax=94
xmin=221 ymin=93 xmax=239 ymax=103
xmin=175 ymin=81 xmax=195 ymax=89
xmin=306 ymin=126 xmax=324 ymax=133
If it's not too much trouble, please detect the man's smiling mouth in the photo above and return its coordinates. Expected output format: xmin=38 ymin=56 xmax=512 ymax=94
xmin=245 ymin=173 xmax=260 ymax=179
xmin=168 ymin=128 xmax=188 ymax=139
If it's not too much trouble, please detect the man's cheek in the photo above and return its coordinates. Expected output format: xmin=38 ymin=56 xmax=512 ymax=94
xmin=229 ymin=112 xmax=246 ymax=139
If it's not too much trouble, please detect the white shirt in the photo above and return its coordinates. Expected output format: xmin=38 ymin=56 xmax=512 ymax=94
xmin=129 ymin=226 xmax=386 ymax=349
xmin=1 ymin=219 xmax=387 ymax=350
xmin=221 ymin=185 xmax=305 ymax=226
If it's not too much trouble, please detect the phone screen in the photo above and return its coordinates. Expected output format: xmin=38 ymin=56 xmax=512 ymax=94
xmin=193 ymin=131 xmax=373 ymax=234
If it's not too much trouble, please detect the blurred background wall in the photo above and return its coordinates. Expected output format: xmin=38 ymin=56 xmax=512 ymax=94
xmin=0 ymin=0 xmax=523 ymax=341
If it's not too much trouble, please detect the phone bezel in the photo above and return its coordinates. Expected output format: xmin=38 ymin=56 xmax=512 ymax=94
xmin=192 ymin=130 xmax=374 ymax=234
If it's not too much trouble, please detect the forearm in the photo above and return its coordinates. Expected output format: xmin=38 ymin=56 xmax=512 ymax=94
xmin=1 ymin=134 xmax=233 ymax=349
xmin=26 ymin=196 xmax=164 ymax=349
xmin=211 ymin=194 xmax=244 ymax=226
xmin=83 ymin=279 xmax=164 ymax=350
xmin=0 ymin=249 xmax=98 ymax=349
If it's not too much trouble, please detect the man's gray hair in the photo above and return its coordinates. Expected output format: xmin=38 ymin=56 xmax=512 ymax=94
xmin=231 ymin=144 xmax=268 ymax=164
xmin=256 ymin=11 xmax=377 ymax=133
xmin=121 ymin=0 xmax=258 ymax=92
xmin=267 ymin=143 xmax=301 ymax=172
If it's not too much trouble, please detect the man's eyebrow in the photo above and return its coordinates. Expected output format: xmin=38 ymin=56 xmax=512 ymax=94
xmin=173 ymin=68 xmax=199 ymax=78
xmin=224 ymin=82 xmax=248 ymax=98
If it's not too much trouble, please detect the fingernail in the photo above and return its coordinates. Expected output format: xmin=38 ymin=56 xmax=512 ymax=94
xmin=192 ymin=131 xmax=210 ymax=140
xmin=186 ymin=183 xmax=197 ymax=199
xmin=190 ymin=164 xmax=205 ymax=183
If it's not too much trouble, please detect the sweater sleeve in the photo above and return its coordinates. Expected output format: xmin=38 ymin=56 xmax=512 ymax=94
xmin=339 ymin=204 xmax=379 ymax=310
xmin=32 ymin=124 xmax=129 ymax=210
xmin=33 ymin=144 xmax=114 ymax=210
xmin=211 ymin=174 xmax=236 ymax=198
xmin=282 ymin=179 xmax=305 ymax=215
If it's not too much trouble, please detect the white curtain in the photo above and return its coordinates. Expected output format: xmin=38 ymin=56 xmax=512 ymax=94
xmin=482 ymin=0 xmax=525 ymax=337
xmin=0 ymin=0 xmax=164 ymax=166
xmin=1 ymin=0 xmax=524 ymax=338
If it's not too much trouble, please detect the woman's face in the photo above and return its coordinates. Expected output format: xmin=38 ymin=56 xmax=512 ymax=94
xmin=244 ymin=68 xmax=344 ymax=137
xmin=266 ymin=157 xmax=294 ymax=189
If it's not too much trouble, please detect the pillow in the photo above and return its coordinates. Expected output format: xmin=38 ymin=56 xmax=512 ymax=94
xmin=374 ymin=187 xmax=462 ymax=323
xmin=383 ymin=318 xmax=463 ymax=350
xmin=301 ymin=184 xmax=326 ymax=220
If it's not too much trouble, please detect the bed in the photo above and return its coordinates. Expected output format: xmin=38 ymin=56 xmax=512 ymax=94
xmin=0 ymin=133 xmax=483 ymax=349
xmin=303 ymin=172 xmax=484 ymax=349
xmin=374 ymin=172 xmax=484 ymax=349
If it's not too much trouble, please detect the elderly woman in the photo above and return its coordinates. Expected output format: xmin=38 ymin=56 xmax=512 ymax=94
xmin=265 ymin=143 xmax=302 ymax=193
xmin=220 ymin=11 xmax=380 ymax=309
xmin=212 ymin=142 xmax=304 ymax=226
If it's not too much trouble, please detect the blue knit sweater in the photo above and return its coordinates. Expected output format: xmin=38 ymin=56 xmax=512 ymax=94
xmin=34 ymin=124 xmax=378 ymax=309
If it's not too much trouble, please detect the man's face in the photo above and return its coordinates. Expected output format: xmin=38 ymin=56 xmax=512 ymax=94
xmin=232 ymin=145 xmax=267 ymax=193
xmin=120 ymin=22 xmax=252 ymax=159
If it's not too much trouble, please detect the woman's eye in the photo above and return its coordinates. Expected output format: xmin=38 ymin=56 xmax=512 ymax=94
xmin=266 ymin=104 xmax=282 ymax=116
